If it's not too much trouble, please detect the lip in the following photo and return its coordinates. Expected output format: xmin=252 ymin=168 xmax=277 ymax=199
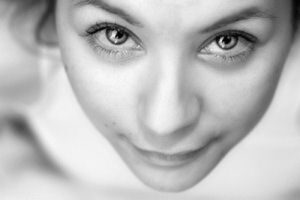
xmin=124 ymin=138 xmax=213 ymax=168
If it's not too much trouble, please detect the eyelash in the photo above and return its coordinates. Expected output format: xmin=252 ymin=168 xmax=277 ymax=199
xmin=198 ymin=30 xmax=258 ymax=65
xmin=84 ymin=22 xmax=258 ymax=65
xmin=85 ymin=22 xmax=143 ymax=62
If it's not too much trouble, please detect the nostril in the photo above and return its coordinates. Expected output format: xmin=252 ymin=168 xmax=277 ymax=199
xmin=138 ymin=96 xmax=201 ymax=137
xmin=142 ymin=114 xmax=199 ymax=137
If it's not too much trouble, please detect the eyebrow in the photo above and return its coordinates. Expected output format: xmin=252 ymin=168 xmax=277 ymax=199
xmin=74 ymin=1 xmax=275 ymax=33
xmin=74 ymin=0 xmax=143 ymax=27
xmin=201 ymin=7 xmax=276 ymax=33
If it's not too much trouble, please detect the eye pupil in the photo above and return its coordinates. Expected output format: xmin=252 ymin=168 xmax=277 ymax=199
xmin=216 ymin=35 xmax=238 ymax=50
xmin=106 ymin=28 xmax=128 ymax=45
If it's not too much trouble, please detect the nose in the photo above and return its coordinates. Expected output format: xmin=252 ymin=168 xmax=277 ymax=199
xmin=138 ymin=52 xmax=201 ymax=139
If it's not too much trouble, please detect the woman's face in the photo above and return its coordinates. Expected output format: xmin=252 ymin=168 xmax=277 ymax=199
xmin=56 ymin=0 xmax=293 ymax=192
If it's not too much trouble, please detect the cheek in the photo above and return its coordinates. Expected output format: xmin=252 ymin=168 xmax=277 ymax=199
xmin=62 ymin=49 xmax=150 ymax=138
xmin=66 ymin=66 xmax=139 ymax=133
xmin=201 ymin=54 xmax=285 ymax=147
xmin=58 ymin=23 xmax=143 ymax=135
xmin=203 ymin=27 xmax=291 ymax=139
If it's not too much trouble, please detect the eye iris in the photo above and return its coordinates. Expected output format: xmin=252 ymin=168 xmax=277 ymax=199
xmin=106 ymin=28 xmax=128 ymax=45
xmin=216 ymin=35 xmax=238 ymax=50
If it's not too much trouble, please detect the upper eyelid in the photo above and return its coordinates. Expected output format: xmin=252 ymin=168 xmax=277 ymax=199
xmin=86 ymin=22 xmax=144 ymax=46
xmin=86 ymin=22 xmax=128 ymax=34
xmin=85 ymin=23 xmax=258 ymax=54
xmin=198 ymin=30 xmax=258 ymax=50
xmin=74 ymin=0 xmax=144 ymax=27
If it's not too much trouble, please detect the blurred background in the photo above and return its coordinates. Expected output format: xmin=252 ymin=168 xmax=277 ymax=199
xmin=0 ymin=2 xmax=40 ymax=107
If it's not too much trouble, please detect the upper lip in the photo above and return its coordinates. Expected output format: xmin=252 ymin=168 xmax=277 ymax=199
xmin=130 ymin=142 xmax=211 ymax=167
xmin=127 ymin=135 xmax=215 ymax=155
xmin=133 ymin=145 xmax=206 ymax=156
xmin=120 ymin=134 xmax=215 ymax=162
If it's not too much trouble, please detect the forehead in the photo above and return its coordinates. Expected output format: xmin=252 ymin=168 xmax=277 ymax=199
xmin=71 ymin=0 xmax=287 ymax=28
xmin=72 ymin=0 xmax=282 ymax=15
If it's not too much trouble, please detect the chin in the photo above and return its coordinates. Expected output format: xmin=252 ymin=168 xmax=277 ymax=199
xmin=126 ymin=158 xmax=216 ymax=193
xmin=114 ymin=133 xmax=225 ymax=192
xmin=140 ymin=176 xmax=202 ymax=193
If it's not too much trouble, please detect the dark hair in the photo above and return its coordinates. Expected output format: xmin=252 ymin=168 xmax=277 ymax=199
xmin=293 ymin=0 xmax=300 ymax=28
xmin=5 ymin=0 xmax=56 ymax=48
xmin=5 ymin=0 xmax=300 ymax=46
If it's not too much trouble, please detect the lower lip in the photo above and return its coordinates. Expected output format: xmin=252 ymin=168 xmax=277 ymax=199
xmin=125 ymin=139 xmax=213 ymax=168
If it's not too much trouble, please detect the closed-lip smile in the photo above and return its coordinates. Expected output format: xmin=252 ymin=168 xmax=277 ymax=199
xmin=129 ymin=141 xmax=213 ymax=168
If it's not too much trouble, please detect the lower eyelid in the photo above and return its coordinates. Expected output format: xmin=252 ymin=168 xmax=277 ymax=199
xmin=201 ymin=36 xmax=256 ymax=57
xmin=197 ymin=46 xmax=254 ymax=65
xmin=87 ymin=37 xmax=144 ymax=62
xmin=87 ymin=27 xmax=143 ymax=49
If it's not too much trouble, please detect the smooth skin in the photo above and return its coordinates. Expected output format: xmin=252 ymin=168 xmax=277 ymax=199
xmin=56 ymin=0 xmax=293 ymax=192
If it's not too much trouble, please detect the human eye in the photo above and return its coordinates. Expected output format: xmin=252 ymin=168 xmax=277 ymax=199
xmin=85 ymin=22 xmax=144 ymax=62
xmin=197 ymin=30 xmax=258 ymax=66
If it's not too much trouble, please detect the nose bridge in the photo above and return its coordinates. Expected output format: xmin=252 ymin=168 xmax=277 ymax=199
xmin=139 ymin=48 xmax=200 ymax=137
xmin=148 ymin=53 xmax=183 ymax=122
